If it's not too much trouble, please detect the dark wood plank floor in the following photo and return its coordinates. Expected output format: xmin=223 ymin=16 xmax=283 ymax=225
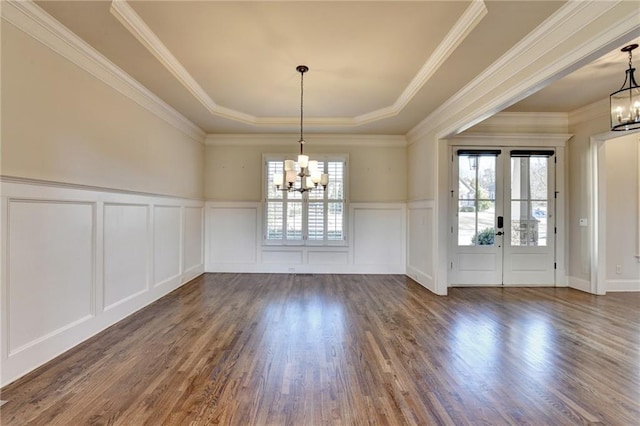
xmin=1 ymin=273 xmax=639 ymax=425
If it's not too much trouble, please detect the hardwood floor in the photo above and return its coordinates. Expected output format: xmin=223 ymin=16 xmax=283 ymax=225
xmin=1 ymin=274 xmax=639 ymax=425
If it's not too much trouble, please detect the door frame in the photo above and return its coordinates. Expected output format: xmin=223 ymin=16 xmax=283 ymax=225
xmin=447 ymin=134 xmax=569 ymax=287
xmin=589 ymin=129 xmax=640 ymax=295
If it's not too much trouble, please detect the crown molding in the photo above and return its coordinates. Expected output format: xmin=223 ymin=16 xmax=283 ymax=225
xmin=111 ymin=0 xmax=486 ymax=128
xmin=205 ymin=134 xmax=407 ymax=148
xmin=467 ymin=112 xmax=568 ymax=133
xmin=568 ymin=98 xmax=609 ymax=125
xmin=1 ymin=0 xmax=205 ymax=144
xmin=354 ymin=0 xmax=487 ymax=125
xmin=407 ymin=0 xmax=640 ymax=144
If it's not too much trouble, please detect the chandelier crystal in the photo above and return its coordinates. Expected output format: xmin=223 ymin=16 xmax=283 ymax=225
xmin=274 ymin=65 xmax=328 ymax=192
xmin=610 ymin=43 xmax=640 ymax=131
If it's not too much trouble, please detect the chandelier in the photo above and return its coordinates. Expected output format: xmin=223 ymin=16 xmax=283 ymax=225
xmin=274 ymin=65 xmax=328 ymax=192
xmin=610 ymin=43 xmax=640 ymax=131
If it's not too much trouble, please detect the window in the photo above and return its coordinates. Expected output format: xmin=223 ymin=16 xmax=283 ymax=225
xmin=264 ymin=155 xmax=347 ymax=244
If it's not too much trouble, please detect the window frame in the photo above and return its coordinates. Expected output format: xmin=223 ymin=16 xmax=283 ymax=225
xmin=262 ymin=153 xmax=349 ymax=246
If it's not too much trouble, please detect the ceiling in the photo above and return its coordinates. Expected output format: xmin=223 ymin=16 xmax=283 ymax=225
xmin=31 ymin=1 xmax=632 ymax=135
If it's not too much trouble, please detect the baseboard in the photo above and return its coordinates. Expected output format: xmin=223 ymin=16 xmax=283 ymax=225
xmin=206 ymin=264 xmax=405 ymax=274
xmin=607 ymin=279 xmax=640 ymax=292
xmin=568 ymin=276 xmax=591 ymax=293
xmin=406 ymin=265 xmax=440 ymax=294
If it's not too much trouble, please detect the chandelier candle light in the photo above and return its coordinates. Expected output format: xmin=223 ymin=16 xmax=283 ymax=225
xmin=610 ymin=43 xmax=640 ymax=131
xmin=274 ymin=65 xmax=329 ymax=193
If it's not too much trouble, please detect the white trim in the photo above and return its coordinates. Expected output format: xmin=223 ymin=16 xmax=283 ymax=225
xmin=0 ymin=175 xmax=202 ymax=201
xmin=587 ymin=130 xmax=640 ymax=294
xmin=555 ymin=146 xmax=567 ymax=287
xmin=408 ymin=1 xmax=640 ymax=143
xmin=111 ymin=0 xmax=485 ymax=128
xmin=109 ymin=0 xmax=247 ymax=123
xmin=568 ymin=276 xmax=591 ymax=293
xmin=205 ymin=134 xmax=407 ymax=148
xmin=607 ymin=279 xmax=640 ymax=292
xmin=569 ymin=98 xmax=609 ymax=125
xmin=449 ymin=133 xmax=572 ymax=147
xmin=467 ymin=112 xmax=568 ymax=133
xmin=1 ymin=0 xmax=205 ymax=143
xmin=590 ymin=135 xmax=607 ymax=295
xmin=406 ymin=199 xmax=437 ymax=293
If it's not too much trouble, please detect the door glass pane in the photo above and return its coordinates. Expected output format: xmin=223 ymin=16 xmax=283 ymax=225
xmin=511 ymin=158 xmax=529 ymax=200
xmin=459 ymin=156 xmax=476 ymax=198
xmin=477 ymin=156 xmax=496 ymax=201
xmin=511 ymin=201 xmax=544 ymax=246
xmin=529 ymin=157 xmax=548 ymax=200
xmin=532 ymin=201 xmax=548 ymax=246
xmin=458 ymin=201 xmax=476 ymax=246
xmin=458 ymin=154 xmax=496 ymax=246
xmin=510 ymin=155 xmax=549 ymax=247
xmin=475 ymin=201 xmax=495 ymax=246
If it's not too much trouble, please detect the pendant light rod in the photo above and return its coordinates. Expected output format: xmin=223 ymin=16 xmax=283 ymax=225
xmin=297 ymin=65 xmax=308 ymax=154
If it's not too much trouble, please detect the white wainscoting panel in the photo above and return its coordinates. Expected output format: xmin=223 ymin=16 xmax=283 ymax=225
xmin=153 ymin=206 xmax=182 ymax=287
xmin=183 ymin=206 xmax=204 ymax=275
xmin=103 ymin=203 xmax=148 ymax=310
xmin=205 ymin=201 xmax=406 ymax=274
xmin=353 ymin=204 xmax=406 ymax=271
xmin=206 ymin=203 xmax=259 ymax=269
xmin=308 ymin=250 xmax=349 ymax=265
xmin=407 ymin=200 xmax=436 ymax=292
xmin=1 ymin=179 xmax=204 ymax=387
xmin=262 ymin=250 xmax=303 ymax=265
xmin=8 ymin=200 xmax=94 ymax=354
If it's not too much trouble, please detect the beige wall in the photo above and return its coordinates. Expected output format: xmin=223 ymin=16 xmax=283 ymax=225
xmin=568 ymin=100 xmax=640 ymax=284
xmin=605 ymin=133 xmax=639 ymax=281
xmin=2 ymin=22 xmax=204 ymax=199
xmin=205 ymin=136 xmax=407 ymax=202
xmin=567 ymin=105 xmax=608 ymax=282
xmin=407 ymin=130 xmax=437 ymax=202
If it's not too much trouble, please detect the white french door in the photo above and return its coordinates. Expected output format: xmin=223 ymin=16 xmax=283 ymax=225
xmin=450 ymin=148 xmax=556 ymax=286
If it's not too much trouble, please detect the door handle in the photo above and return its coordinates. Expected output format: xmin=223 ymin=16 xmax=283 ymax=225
xmin=497 ymin=216 xmax=504 ymax=228
xmin=495 ymin=231 xmax=504 ymax=236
